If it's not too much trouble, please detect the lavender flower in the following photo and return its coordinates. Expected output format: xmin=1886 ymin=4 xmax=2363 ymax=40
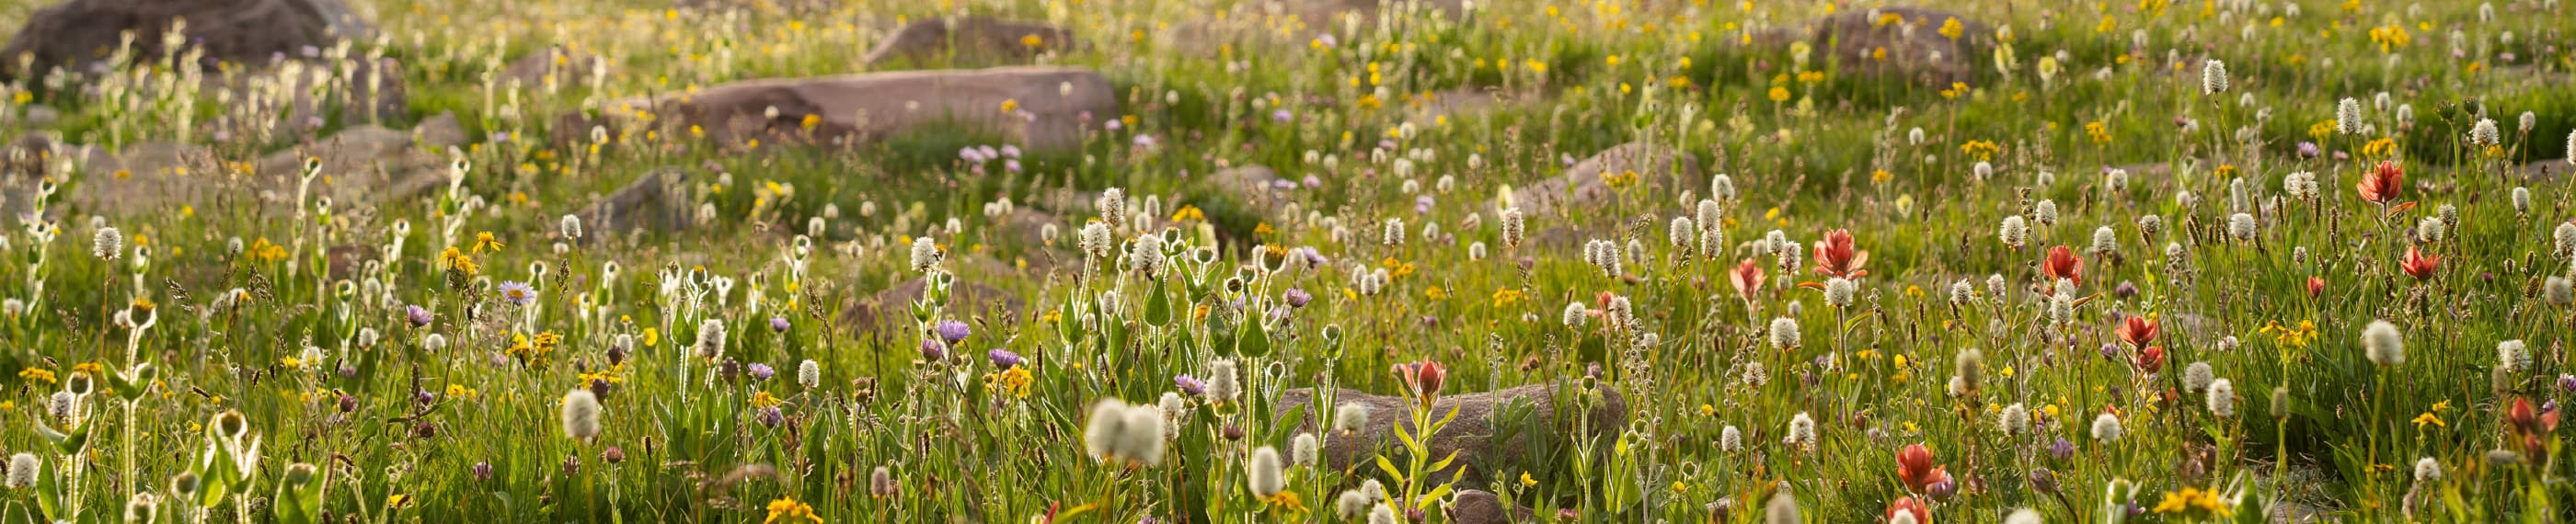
xmin=990 ymin=349 xmax=1025 ymax=370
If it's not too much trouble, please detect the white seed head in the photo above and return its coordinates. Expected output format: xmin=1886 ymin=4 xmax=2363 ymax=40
xmin=1247 ymin=446 xmax=1286 ymax=496
xmin=1769 ymin=317 xmax=1801 ymax=348
xmin=2363 ymin=320 xmax=2405 ymax=366
xmin=560 ymin=389 xmax=603 ymax=440
xmin=2090 ymin=413 xmax=2124 ymax=442
xmin=2207 ymin=379 xmax=2237 ymax=417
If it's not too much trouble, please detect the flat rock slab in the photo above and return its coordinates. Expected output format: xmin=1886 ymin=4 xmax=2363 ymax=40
xmin=1802 ymin=6 xmax=1986 ymax=85
xmin=562 ymin=66 xmax=1114 ymax=152
xmin=1277 ymin=384 xmax=1626 ymax=484
xmin=18 ymin=118 xmax=455 ymax=218
xmin=0 ymin=0 xmax=371 ymax=79
xmin=1510 ymin=142 xmax=1697 ymax=221
xmin=843 ymin=276 xmax=1027 ymax=331
xmin=863 ymin=17 xmax=1075 ymax=67
xmin=573 ymin=167 xmax=693 ymax=241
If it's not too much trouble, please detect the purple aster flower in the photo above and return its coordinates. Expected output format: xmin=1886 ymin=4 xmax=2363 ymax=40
xmin=1316 ymin=33 xmax=1336 ymax=47
xmin=989 ymin=349 xmax=1024 ymax=370
xmin=1000 ymin=144 xmax=1021 ymax=158
xmin=472 ymin=461 xmax=494 ymax=481
xmin=1303 ymin=175 xmax=1322 ymax=188
xmin=920 ymin=337 xmax=948 ymax=362
xmin=1133 ymin=134 xmax=1156 ymax=148
xmin=2296 ymin=142 xmax=2319 ymax=159
xmin=404 ymin=304 xmax=433 ymax=327
xmin=2113 ymin=280 xmax=2137 ymax=300
xmin=936 ymin=320 xmax=972 ymax=344
xmin=1174 ymin=374 xmax=1206 ymax=395
xmin=769 ymin=316 xmax=791 ymax=333
xmin=2049 ymin=438 xmax=2076 ymax=461
xmin=498 ymin=280 xmax=536 ymax=306
xmin=2559 ymin=374 xmax=2576 ymax=393
xmin=748 ymin=363 xmax=776 ymax=381
xmin=755 ymin=406 xmax=786 ymax=427
xmin=1283 ymin=288 xmax=1312 ymax=308
xmin=1272 ymin=108 xmax=1293 ymax=123
xmin=1414 ymin=195 xmax=1434 ymax=214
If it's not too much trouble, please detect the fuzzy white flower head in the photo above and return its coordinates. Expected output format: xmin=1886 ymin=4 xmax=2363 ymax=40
xmin=560 ymin=389 xmax=603 ymax=440
xmin=5 ymin=453 xmax=37 ymax=488
xmin=2000 ymin=403 xmax=2030 ymax=435
xmin=2468 ymin=118 xmax=2501 ymax=147
xmin=1334 ymin=404 xmax=1371 ymax=433
xmin=797 ymin=359 xmax=822 ymax=389
xmin=2184 ymin=361 xmax=2215 ymax=393
xmin=1769 ymin=317 xmax=1801 ymax=349
xmin=2227 ymin=212 xmax=2258 ymax=241
xmin=1764 ymin=491 xmax=1801 ymax=524
xmin=1720 ymin=425 xmax=1743 ymax=452
xmin=1380 ymin=217 xmax=1405 ymax=245
xmin=2363 ymin=320 xmax=2405 ymax=366
xmin=908 ymin=236 xmax=941 ymax=272
xmin=2414 ymin=457 xmax=2442 ymax=482
xmin=2336 ymin=97 xmax=2364 ymax=134
xmin=2033 ymin=199 xmax=2059 ymax=226
xmin=1247 ymin=446 xmax=1286 ymax=497
xmin=2090 ymin=413 xmax=2123 ymax=442
xmin=2089 ymin=226 xmax=2118 ymax=256
xmin=1292 ymin=433 xmax=1319 ymax=466
xmin=2555 ymin=223 xmax=2576 ymax=257
xmin=2201 ymin=59 xmax=2229 ymax=94
xmin=1205 ymin=359 xmax=1241 ymax=404
xmin=2207 ymin=379 xmax=2237 ymax=417
xmin=2498 ymin=340 xmax=2530 ymax=373
xmin=2005 ymin=508 xmax=2044 ymax=524
xmin=1999 ymin=215 xmax=2030 ymax=248
xmin=559 ymin=214 xmax=583 ymax=239
xmin=1786 ymin=412 xmax=1818 ymax=448
xmin=1562 ymin=302 xmax=1589 ymax=328
xmin=2551 ymin=277 xmax=2576 ymax=306
xmin=94 ymin=226 xmax=124 ymax=260
xmin=1368 ymin=504 xmax=1399 ymax=524
xmin=1823 ymin=278 xmax=1857 ymax=308
xmin=1949 ymin=279 xmax=1976 ymax=305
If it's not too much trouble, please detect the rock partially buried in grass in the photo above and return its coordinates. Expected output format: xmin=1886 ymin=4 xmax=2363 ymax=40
xmin=1276 ymin=383 xmax=1626 ymax=484
xmin=1447 ymin=489 xmax=1537 ymax=524
xmin=1509 ymin=142 xmax=1697 ymax=223
xmin=863 ymin=17 xmax=1077 ymax=67
xmin=0 ymin=0 xmax=373 ymax=80
xmin=557 ymin=66 xmax=1116 ymax=152
xmin=845 ymin=276 xmax=1028 ymax=331
xmin=1802 ymin=6 xmax=1987 ymax=86
xmin=573 ymin=167 xmax=694 ymax=241
xmin=39 ymin=120 xmax=454 ymax=217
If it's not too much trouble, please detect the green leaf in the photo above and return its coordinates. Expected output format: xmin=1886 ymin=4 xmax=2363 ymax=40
xmin=1144 ymin=279 xmax=1173 ymax=327
xmin=1374 ymin=455 xmax=1405 ymax=482
xmin=1236 ymin=311 xmax=1271 ymax=358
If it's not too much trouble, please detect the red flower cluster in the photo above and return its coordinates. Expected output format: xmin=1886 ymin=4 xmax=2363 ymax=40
xmin=1391 ymin=360 xmax=1446 ymax=408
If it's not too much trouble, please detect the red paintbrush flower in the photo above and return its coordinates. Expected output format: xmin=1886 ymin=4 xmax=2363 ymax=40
xmin=1895 ymin=444 xmax=1949 ymax=494
xmin=2307 ymin=276 xmax=2327 ymax=298
xmin=2042 ymin=245 xmax=2084 ymax=289
xmin=2117 ymin=315 xmax=2158 ymax=349
xmin=1391 ymin=360 xmax=1447 ymax=408
xmin=1811 ymin=229 xmax=1870 ymax=279
xmin=2135 ymin=346 xmax=2166 ymax=374
xmin=1730 ymin=257 xmax=1765 ymax=302
xmin=1888 ymin=496 xmax=1932 ymax=524
xmin=2401 ymin=245 xmax=2440 ymax=280
xmin=2358 ymin=160 xmax=2404 ymax=204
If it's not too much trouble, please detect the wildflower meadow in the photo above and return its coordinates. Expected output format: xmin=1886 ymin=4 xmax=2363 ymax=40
xmin=0 ymin=0 xmax=2572 ymax=521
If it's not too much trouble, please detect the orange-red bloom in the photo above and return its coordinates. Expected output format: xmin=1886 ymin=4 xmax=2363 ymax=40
xmin=2043 ymin=245 xmax=2084 ymax=289
xmin=1811 ymin=229 xmax=1870 ymax=279
xmin=2135 ymin=346 xmax=2167 ymax=374
xmin=2306 ymin=276 xmax=2327 ymax=298
xmin=1888 ymin=496 xmax=1932 ymax=524
xmin=2358 ymin=160 xmax=2404 ymax=204
xmin=2401 ymin=245 xmax=2440 ymax=280
xmin=1730 ymin=257 xmax=1765 ymax=301
xmin=1391 ymin=360 xmax=1446 ymax=407
xmin=2117 ymin=315 xmax=2158 ymax=349
xmin=1896 ymin=444 xmax=1949 ymax=494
